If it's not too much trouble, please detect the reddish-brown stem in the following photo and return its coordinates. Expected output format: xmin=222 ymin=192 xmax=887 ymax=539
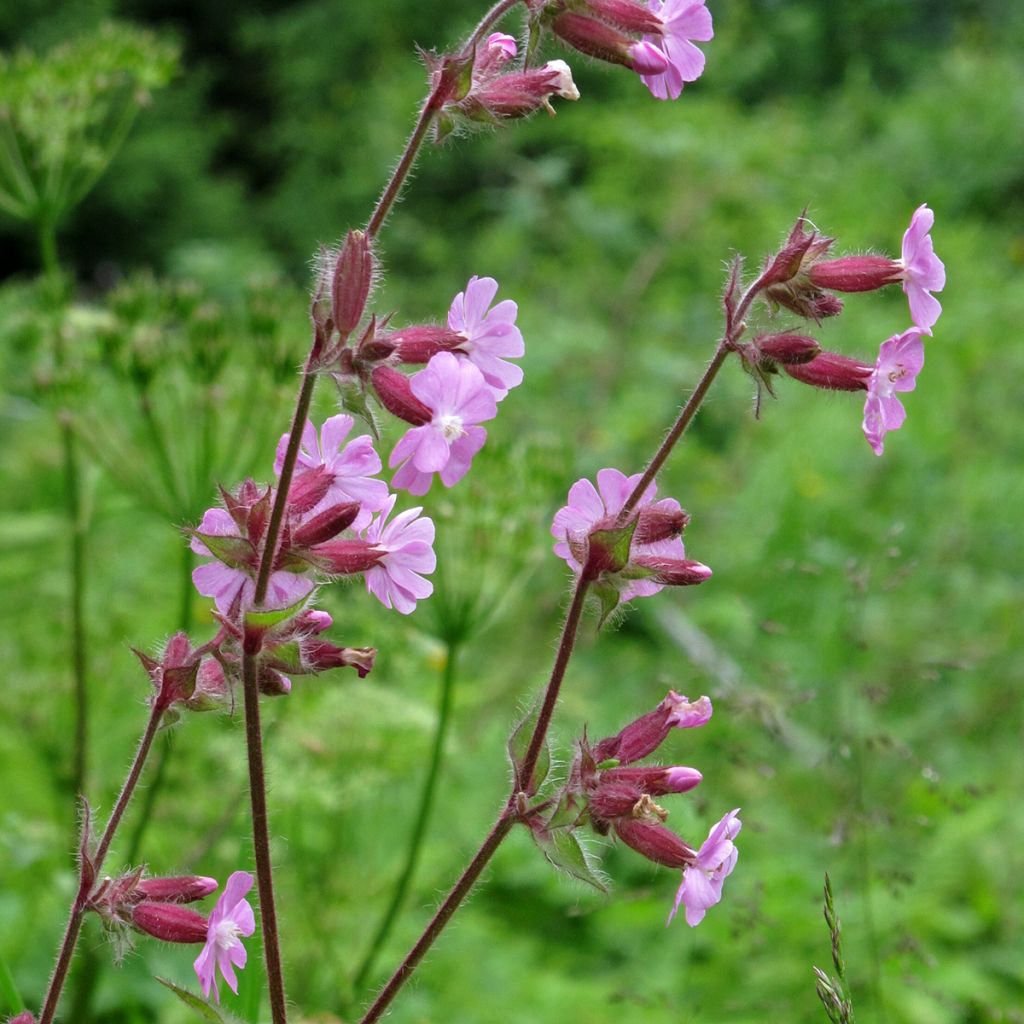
xmin=39 ymin=699 xmax=166 ymax=1024
xmin=359 ymin=812 xmax=515 ymax=1024
xmin=358 ymin=579 xmax=590 ymax=1022
xmin=241 ymin=647 xmax=288 ymax=1024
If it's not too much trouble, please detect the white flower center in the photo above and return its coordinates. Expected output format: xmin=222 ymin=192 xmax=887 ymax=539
xmin=213 ymin=919 xmax=242 ymax=950
xmin=887 ymin=363 xmax=907 ymax=384
xmin=437 ymin=414 xmax=465 ymax=443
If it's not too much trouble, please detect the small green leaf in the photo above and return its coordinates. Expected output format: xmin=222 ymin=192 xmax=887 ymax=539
xmin=193 ymin=532 xmax=256 ymax=569
xmin=592 ymin=581 xmax=621 ymax=630
xmin=245 ymin=593 xmax=308 ymax=629
xmin=155 ymin=978 xmax=246 ymax=1023
xmin=532 ymin=827 xmax=607 ymax=892
xmin=507 ymin=698 xmax=551 ymax=795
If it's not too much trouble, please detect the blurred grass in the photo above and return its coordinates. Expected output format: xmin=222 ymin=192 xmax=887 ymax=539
xmin=2 ymin=1 xmax=1023 ymax=1022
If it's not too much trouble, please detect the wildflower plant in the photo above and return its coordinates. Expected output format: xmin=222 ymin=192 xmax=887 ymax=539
xmin=18 ymin=2 xmax=948 ymax=1023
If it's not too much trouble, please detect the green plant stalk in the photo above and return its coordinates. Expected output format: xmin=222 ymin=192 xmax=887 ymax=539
xmin=352 ymin=641 xmax=461 ymax=994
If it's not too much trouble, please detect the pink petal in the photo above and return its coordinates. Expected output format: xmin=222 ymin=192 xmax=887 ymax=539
xmin=439 ymin=426 xmax=487 ymax=487
xmin=320 ymin=414 xmax=355 ymax=455
xmin=463 ymin=276 xmax=500 ymax=329
xmin=411 ymin=427 xmax=451 ymax=473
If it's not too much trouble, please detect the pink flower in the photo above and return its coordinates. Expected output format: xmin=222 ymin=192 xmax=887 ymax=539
xmin=640 ymin=0 xmax=713 ymax=101
xmin=363 ymin=495 xmax=436 ymax=614
xmin=551 ymin=468 xmax=691 ymax=606
xmin=669 ymin=808 xmax=741 ymax=926
xmin=862 ymin=328 xmax=925 ymax=456
xmin=275 ymin=415 xmax=389 ymax=530
xmin=899 ymin=204 xmax=945 ymax=334
xmin=447 ymin=276 xmax=525 ymax=398
xmin=486 ymin=32 xmax=517 ymax=61
xmin=193 ymin=871 xmax=255 ymax=1002
xmin=190 ymin=508 xmax=313 ymax=614
xmin=389 ymin=352 xmax=498 ymax=495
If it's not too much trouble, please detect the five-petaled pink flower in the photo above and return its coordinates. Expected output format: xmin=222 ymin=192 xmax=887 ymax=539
xmin=640 ymin=0 xmax=714 ymax=101
xmin=390 ymin=352 xmax=498 ymax=495
xmin=447 ymin=276 xmax=525 ymax=399
xmin=862 ymin=327 xmax=925 ymax=456
xmin=363 ymin=495 xmax=437 ymax=614
xmin=899 ymin=204 xmax=945 ymax=334
xmin=193 ymin=871 xmax=255 ymax=1002
xmin=670 ymin=808 xmax=741 ymax=927
xmin=552 ymin=467 xmax=691 ymax=605
xmin=275 ymin=415 xmax=389 ymax=530
xmin=191 ymin=508 xmax=313 ymax=614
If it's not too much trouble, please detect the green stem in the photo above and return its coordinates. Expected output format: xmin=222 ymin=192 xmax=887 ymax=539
xmin=352 ymin=641 xmax=461 ymax=994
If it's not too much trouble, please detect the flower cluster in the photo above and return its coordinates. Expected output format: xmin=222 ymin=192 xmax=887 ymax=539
xmin=552 ymin=467 xmax=710 ymax=619
xmin=529 ymin=692 xmax=740 ymax=926
xmin=748 ymin=205 xmax=944 ymax=454
xmin=83 ymin=867 xmax=254 ymax=999
xmin=548 ymin=0 xmax=713 ymax=100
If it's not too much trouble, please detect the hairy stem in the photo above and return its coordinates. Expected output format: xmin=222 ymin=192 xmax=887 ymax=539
xmin=39 ymin=700 xmax=166 ymax=1024
xmin=241 ymin=648 xmax=288 ymax=1024
xmin=353 ymin=641 xmax=461 ymax=994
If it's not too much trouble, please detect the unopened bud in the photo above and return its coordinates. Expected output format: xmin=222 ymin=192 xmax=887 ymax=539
xmin=304 ymin=640 xmax=377 ymax=678
xmin=372 ymin=366 xmax=432 ymax=425
xmin=136 ymin=875 xmax=218 ymax=904
xmin=614 ymin=818 xmax=696 ymax=868
xmin=593 ymin=691 xmax=712 ymax=765
xmin=332 ymin=230 xmax=374 ymax=338
xmin=755 ymin=332 xmax=821 ymax=365
xmin=132 ymin=902 xmax=208 ymax=944
xmin=634 ymin=504 xmax=690 ymax=544
xmin=782 ymin=351 xmax=872 ymax=392
xmin=552 ymin=12 xmax=638 ymax=69
xmin=807 ymin=255 xmax=901 ymax=293
xmin=589 ymin=778 xmax=646 ymax=822
xmin=587 ymin=0 xmax=665 ymax=34
xmin=292 ymin=501 xmax=361 ymax=548
xmin=390 ymin=325 xmax=463 ymax=364
xmin=602 ymin=764 xmax=703 ymax=795
xmin=307 ymin=538 xmax=384 ymax=576
xmin=286 ymin=465 xmax=334 ymax=514
xmin=258 ymin=667 xmax=292 ymax=697
xmin=632 ymin=556 xmax=713 ymax=586
xmin=9 ymin=1013 xmax=36 ymax=1024
xmin=760 ymin=218 xmax=833 ymax=288
xmin=765 ymin=283 xmax=845 ymax=322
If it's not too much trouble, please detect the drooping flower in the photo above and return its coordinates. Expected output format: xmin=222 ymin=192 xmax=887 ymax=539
xmin=362 ymin=495 xmax=437 ymax=614
xmin=389 ymin=352 xmax=498 ymax=495
xmin=640 ymin=0 xmax=714 ymax=101
xmin=193 ymin=871 xmax=255 ymax=1002
xmin=447 ymin=276 xmax=525 ymax=398
xmin=275 ymin=414 xmax=389 ymax=529
xmin=191 ymin=507 xmax=314 ymax=615
xmin=862 ymin=328 xmax=925 ymax=455
xmin=899 ymin=204 xmax=945 ymax=333
xmin=669 ymin=808 xmax=742 ymax=926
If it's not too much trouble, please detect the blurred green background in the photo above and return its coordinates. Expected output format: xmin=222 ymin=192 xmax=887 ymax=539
xmin=1 ymin=0 xmax=1022 ymax=1022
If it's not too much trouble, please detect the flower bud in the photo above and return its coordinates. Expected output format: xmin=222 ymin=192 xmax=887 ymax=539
xmin=372 ymin=366 xmax=432 ymax=425
xmin=467 ymin=62 xmax=580 ymax=120
xmin=9 ymin=1013 xmax=36 ymax=1024
xmin=307 ymin=538 xmax=384 ymax=576
xmin=332 ymin=230 xmax=374 ymax=338
xmin=634 ymin=505 xmax=690 ymax=544
xmin=291 ymin=501 xmax=361 ymax=548
xmin=628 ymin=40 xmax=669 ymax=75
xmin=764 ymin=283 xmax=845 ymax=322
xmin=286 ymin=465 xmax=334 ymax=514
xmin=587 ymin=0 xmax=664 ymax=34
xmin=593 ymin=692 xmax=712 ymax=764
xmin=131 ymin=902 xmax=208 ymax=944
xmin=184 ymin=658 xmax=228 ymax=711
xmin=552 ymin=12 xmax=643 ymax=70
xmin=760 ymin=218 xmax=833 ymax=288
xmin=631 ymin=556 xmax=713 ymax=587
xmin=807 ymin=255 xmax=901 ymax=293
xmin=589 ymin=778 xmax=646 ymax=822
xmin=602 ymin=764 xmax=703 ymax=796
xmin=303 ymin=640 xmax=377 ymax=678
xmin=258 ymin=666 xmax=292 ymax=697
xmin=389 ymin=325 xmax=463 ymax=364
xmin=614 ymin=818 xmax=696 ymax=868
xmin=754 ymin=332 xmax=821 ymax=365
xmin=782 ymin=351 xmax=872 ymax=392
xmin=136 ymin=875 xmax=218 ymax=904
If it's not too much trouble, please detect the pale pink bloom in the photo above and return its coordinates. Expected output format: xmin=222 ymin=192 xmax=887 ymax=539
xmin=447 ymin=276 xmax=525 ymax=398
xmin=275 ymin=414 xmax=389 ymax=530
xmin=193 ymin=871 xmax=255 ymax=1002
xmin=551 ymin=467 xmax=686 ymax=604
xmin=669 ymin=808 xmax=741 ymax=927
xmin=640 ymin=0 xmax=713 ymax=101
xmin=899 ymin=204 xmax=945 ymax=334
xmin=390 ymin=352 xmax=498 ymax=495
xmin=190 ymin=508 xmax=313 ymax=614
xmin=363 ymin=495 xmax=436 ymax=614
xmin=862 ymin=328 xmax=925 ymax=456
xmin=629 ymin=40 xmax=670 ymax=75
xmin=486 ymin=32 xmax=518 ymax=61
